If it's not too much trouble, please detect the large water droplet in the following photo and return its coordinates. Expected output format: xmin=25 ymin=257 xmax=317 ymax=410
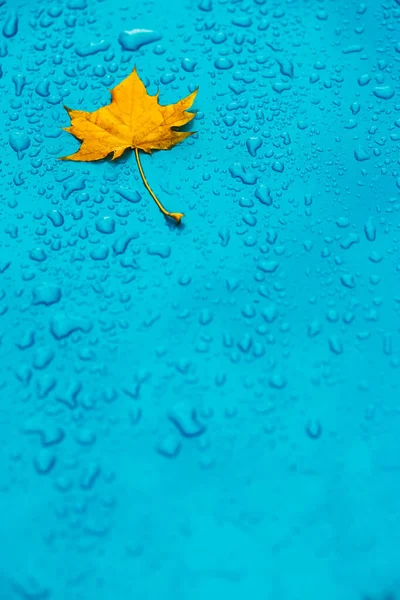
xmin=96 ymin=216 xmax=116 ymax=234
xmin=118 ymin=29 xmax=162 ymax=52
xmin=2 ymin=13 xmax=18 ymax=38
xmin=9 ymin=131 xmax=30 ymax=159
xmin=246 ymin=136 xmax=262 ymax=157
xmin=373 ymin=85 xmax=394 ymax=100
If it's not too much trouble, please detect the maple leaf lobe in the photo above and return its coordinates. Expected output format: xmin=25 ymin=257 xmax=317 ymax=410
xmin=60 ymin=67 xmax=198 ymax=161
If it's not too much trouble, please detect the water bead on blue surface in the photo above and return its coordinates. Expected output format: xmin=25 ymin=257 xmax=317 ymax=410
xmin=29 ymin=248 xmax=47 ymax=262
xmin=75 ymin=40 xmax=110 ymax=57
xmin=181 ymin=58 xmax=197 ymax=72
xmin=66 ymin=0 xmax=87 ymax=8
xmin=35 ymin=80 xmax=50 ymax=97
xmin=255 ymin=184 xmax=272 ymax=205
xmin=271 ymin=160 xmax=284 ymax=173
xmin=12 ymin=73 xmax=26 ymax=96
xmin=9 ymin=131 xmax=30 ymax=158
xmin=354 ymin=146 xmax=370 ymax=161
xmin=160 ymin=72 xmax=175 ymax=85
xmin=90 ymin=245 xmax=109 ymax=260
xmin=214 ymin=57 xmax=233 ymax=70
xmin=198 ymin=0 xmax=212 ymax=11
xmin=118 ymin=29 xmax=162 ymax=51
xmin=246 ymin=136 xmax=262 ymax=157
xmin=32 ymin=284 xmax=62 ymax=306
xmin=372 ymin=85 xmax=395 ymax=100
xmin=95 ymin=216 xmax=116 ymax=234
xmin=211 ymin=31 xmax=227 ymax=44
xmin=2 ymin=12 xmax=18 ymax=38
xmin=47 ymin=209 xmax=64 ymax=227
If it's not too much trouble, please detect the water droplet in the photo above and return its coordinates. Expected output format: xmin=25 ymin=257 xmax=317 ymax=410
xmin=95 ymin=216 xmax=116 ymax=234
xmin=9 ymin=131 xmax=30 ymax=159
xmin=214 ymin=57 xmax=233 ymax=70
xmin=373 ymin=85 xmax=394 ymax=100
xmin=2 ymin=13 xmax=18 ymax=38
xmin=119 ymin=29 xmax=162 ymax=52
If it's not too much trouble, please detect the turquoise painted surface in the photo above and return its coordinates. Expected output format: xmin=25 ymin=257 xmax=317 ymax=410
xmin=0 ymin=0 xmax=400 ymax=598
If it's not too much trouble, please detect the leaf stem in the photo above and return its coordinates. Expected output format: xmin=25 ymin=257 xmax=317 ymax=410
xmin=134 ymin=148 xmax=184 ymax=224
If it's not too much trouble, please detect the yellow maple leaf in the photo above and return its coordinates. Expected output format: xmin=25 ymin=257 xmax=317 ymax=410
xmin=60 ymin=67 xmax=198 ymax=223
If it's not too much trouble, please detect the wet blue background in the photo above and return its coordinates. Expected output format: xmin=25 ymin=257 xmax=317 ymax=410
xmin=1 ymin=0 xmax=400 ymax=598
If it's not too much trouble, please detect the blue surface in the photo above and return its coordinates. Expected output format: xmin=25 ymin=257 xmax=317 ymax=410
xmin=1 ymin=0 xmax=400 ymax=598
